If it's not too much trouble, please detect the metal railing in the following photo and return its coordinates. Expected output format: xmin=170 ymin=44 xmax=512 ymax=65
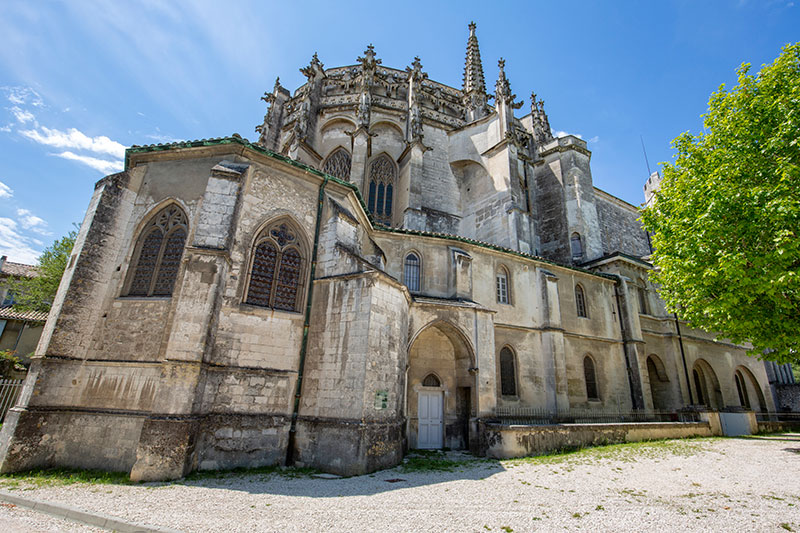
xmin=490 ymin=406 xmax=701 ymax=426
xmin=0 ymin=378 xmax=24 ymax=423
xmin=755 ymin=411 xmax=800 ymax=424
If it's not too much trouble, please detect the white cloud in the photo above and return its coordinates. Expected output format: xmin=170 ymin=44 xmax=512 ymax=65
xmin=589 ymin=136 xmax=600 ymax=143
xmin=0 ymin=180 xmax=12 ymax=199
xmin=20 ymin=126 xmax=125 ymax=158
xmin=145 ymin=133 xmax=181 ymax=144
xmin=0 ymin=217 xmax=40 ymax=264
xmin=554 ymin=130 xmax=583 ymax=139
xmin=3 ymin=86 xmax=43 ymax=107
xmin=0 ymin=124 xmax=11 ymax=133
xmin=16 ymin=208 xmax=52 ymax=236
xmin=54 ymin=151 xmax=124 ymax=174
xmin=10 ymin=105 xmax=35 ymax=124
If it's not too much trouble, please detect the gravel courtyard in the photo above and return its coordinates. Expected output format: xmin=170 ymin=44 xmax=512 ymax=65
xmin=0 ymin=434 xmax=798 ymax=532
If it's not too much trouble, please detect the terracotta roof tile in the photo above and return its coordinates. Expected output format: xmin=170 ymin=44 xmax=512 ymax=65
xmin=0 ymin=305 xmax=48 ymax=322
xmin=1 ymin=261 xmax=38 ymax=278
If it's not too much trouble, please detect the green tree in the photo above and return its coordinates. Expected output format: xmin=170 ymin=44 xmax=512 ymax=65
xmin=642 ymin=43 xmax=800 ymax=364
xmin=11 ymin=230 xmax=77 ymax=313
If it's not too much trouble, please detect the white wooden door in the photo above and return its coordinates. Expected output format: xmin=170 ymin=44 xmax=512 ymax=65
xmin=417 ymin=391 xmax=443 ymax=449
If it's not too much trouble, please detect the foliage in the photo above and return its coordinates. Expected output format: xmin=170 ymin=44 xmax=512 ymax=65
xmin=641 ymin=43 xmax=800 ymax=363
xmin=0 ymin=350 xmax=25 ymax=376
xmin=10 ymin=230 xmax=77 ymax=313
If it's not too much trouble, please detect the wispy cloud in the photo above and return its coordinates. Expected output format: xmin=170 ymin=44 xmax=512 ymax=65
xmin=588 ymin=136 xmax=600 ymax=143
xmin=0 ymin=180 xmax=12 ymax=199
xmin=2 ymin=86 xmax=43 ymax=108
xmin=54 ymin=151 xmax=124 ymax=174
xmin=10 ymin=106 xmax=35 ymax=124
xmin=0 ymin=217 xmax=41 ymax=264
xmin=20 ymin=126 xmax=125 ymax=158
xmin=16 ymin=208 xmax=52 ymax=236
xmin=553 ymin=130 xmax=600 ymax=144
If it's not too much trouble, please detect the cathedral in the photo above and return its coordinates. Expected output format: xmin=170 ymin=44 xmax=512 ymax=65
xmin=0 ymin=24 xmax=779 ymax=479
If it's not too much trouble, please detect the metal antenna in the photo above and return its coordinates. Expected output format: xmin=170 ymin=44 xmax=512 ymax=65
xmin=640 ymin=135 xmax=652 ymax=176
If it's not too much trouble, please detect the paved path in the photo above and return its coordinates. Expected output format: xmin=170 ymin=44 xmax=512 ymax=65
xmin=0 ymin=434 xmax=798 ymax=532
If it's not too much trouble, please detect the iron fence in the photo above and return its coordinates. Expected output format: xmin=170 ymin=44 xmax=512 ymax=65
xmin=755 ymin=411 xmax=800 ymax=424
xmin=0 ymin=378 xmax=24 ymax=423
xmin=490 ymin=406 xmax=701 ymax=426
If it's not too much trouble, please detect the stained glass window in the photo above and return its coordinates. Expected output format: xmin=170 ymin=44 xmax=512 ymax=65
xmin=127 ymin=205 xmax=187 ymax=297
xmin=500 ymin=347 xmax=517 ymax=396
xmin=368 ymin=154 xmax=395 ymax=225
xmin=584 ymin=356 xmax=599 ymax=400
xmin=322 ymin=148 xmax=352 ymax=181
xmin=245 ymin=220 xmax=306 ymax=312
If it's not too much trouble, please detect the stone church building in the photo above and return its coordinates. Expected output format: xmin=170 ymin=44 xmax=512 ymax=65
xmin=0 ymin=24 xmax=776 ymax=480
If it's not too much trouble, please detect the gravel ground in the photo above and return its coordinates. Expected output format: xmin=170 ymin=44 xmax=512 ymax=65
xmin=0 ymin=502 xmax=103 ymax=532
xmin=0 ymin=434 xmax=798 ymax=532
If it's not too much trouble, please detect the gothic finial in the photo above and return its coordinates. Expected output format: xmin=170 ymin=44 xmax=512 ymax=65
xmin=411 ymin=56 xmax=423 ymax=71
xmin=498 ymin=58 xmax=506 ymax=71
xmin=463 ymin=20 xmax=488 ymax=121
xmin=274 ymin=77 xmax=281 ymax=91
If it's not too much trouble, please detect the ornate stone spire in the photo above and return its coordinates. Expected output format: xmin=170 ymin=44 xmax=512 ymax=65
xmin=462 ymin=22 xmax=488 ymax=122
xmin=495 ymin=58 xmax=522 ymax=109
xmin=406 ymin=56 xmax=428 ymax=142
xmin=530 ymin=91 xmax=553 ymax=145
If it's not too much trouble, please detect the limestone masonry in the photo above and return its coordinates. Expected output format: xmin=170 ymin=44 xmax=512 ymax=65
xmin=0 ymin=24 xmax=790 ymax=479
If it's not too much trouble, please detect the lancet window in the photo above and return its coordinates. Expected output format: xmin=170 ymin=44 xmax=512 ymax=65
xmin=367 ymin=154 xmax=395 ymax=225
xmin=584 ymin=355 xmax=599 ymax=400
xmin=496 ymin=266 xmax=510 ymax=304
xmin=245 ymin=220 xmax=306 ymax=312
xmin=575 ymin=284 xmax=588 ymax=318
xmin=499 ymin=347 xmax=517 ymax=397
xmin=404 ymin=252 xmax=421 ymax=292
xmin=127 ymin=204 xmax=188 ymax=297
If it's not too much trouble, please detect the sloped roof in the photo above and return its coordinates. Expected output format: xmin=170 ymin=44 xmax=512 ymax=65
xmin=0 ymin=305 xmax=48 ymax=323
xmin=1 ymin=261 xmax=38 ymax=278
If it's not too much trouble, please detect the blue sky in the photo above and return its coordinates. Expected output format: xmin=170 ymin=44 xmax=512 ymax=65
xmin=0 ymin=0 xmax=797 ymax=264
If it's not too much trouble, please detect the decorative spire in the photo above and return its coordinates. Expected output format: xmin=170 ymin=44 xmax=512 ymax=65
xmin=300 ymin=52 xmax=325 ymax=80
xmin=530 ymin=91 xmax=553 ymax=144
xmin=495 ymin=58 xmax=522 ymax=109
xmin=462 ymin=22 xmax=488 ymax=122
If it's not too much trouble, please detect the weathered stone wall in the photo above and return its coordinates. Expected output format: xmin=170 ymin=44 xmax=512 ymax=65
xmin=594 ymin=189 xmax=651 ymax=258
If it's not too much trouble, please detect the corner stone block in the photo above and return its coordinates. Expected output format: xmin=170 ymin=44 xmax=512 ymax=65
xmin=130 ymin=418 xmax=198 ymax=482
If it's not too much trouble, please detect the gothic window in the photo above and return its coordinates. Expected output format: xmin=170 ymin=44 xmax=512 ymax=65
xmin=127 ymin=204 xmax=188 ymax=297
xmin=404 ymin=252 xmax=421 ymax=292
xmin=496 ymin=266 xmax=510 ymax=304
xmin=570 ymin=232 xmax=583 ymax=260
xmin=367 ymin=154 xmax=395 ymax=225
xmin=321 ymin=147 xmax=352 ymax=181
xmin=584 ymin=355 xmax=599 ymax=400
xmin=422 ymin=373 xmax=441 ymax=387
xmin=734 ymin=370 xmax=751 ymax=409
xmin=499 ymin=347 xmax=517 ymax=396
xmin=575 ymin=284 xmax=588 ymax=318
xmin=637 ymin=280 xmax=649 ymax=315
xmin=245 ymin=220 xmax=306 ymax=312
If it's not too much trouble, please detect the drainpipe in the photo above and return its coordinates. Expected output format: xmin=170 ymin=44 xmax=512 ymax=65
xmin=673 ymin=313 xmax=694 ymax=405
xmin=286 ymin=174 xmax=329 ymax=466
xmin=613 ymin=277 xmax=638 ymax=409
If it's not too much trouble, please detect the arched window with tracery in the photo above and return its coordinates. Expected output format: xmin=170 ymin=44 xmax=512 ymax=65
xmin=127 ymin=204 xmax=188 ymax=297
xmin=575 ymin=284 xmax=588 ymax=318
xmin=422 ymin=373 xmax=441 ymax=387
xmin=322 ymin=147 xmax=352 ymax=181
xmin=584 ymin=355 xmax=599 ymax=400
xmin=367 ymin=154 xmax=395 ymax=225
xmin=499 ymin=347 xmax=517 ymax=396
xmin=404 ymin=252 xmax=421 ymax=292
xmin=245 ymin=219 xmax=307 ymax=312
xmin=496 ymin=266 xmax=510 ymax=304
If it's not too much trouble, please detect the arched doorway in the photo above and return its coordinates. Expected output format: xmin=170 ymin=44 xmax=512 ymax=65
xmin=734 ymin=366 xmax=767 ymax=412
xmin=693 ymin=359 xmax=724 ymax=409
xmin=646 ymin=355 xmax=672 ymax=410
xmin=407 ymin=321 xmax=475 ymax=450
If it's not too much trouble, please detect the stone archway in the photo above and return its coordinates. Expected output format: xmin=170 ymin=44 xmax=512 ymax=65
xmin=645 ymin=355 xmax=673 ymax=411
xmin=407 ymin=321 xmax=476 ymax=450
xmin=734 ymin=366 xmax=767 ymax=412
xmin=693 ymin=359 xmax=724 ymax=409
